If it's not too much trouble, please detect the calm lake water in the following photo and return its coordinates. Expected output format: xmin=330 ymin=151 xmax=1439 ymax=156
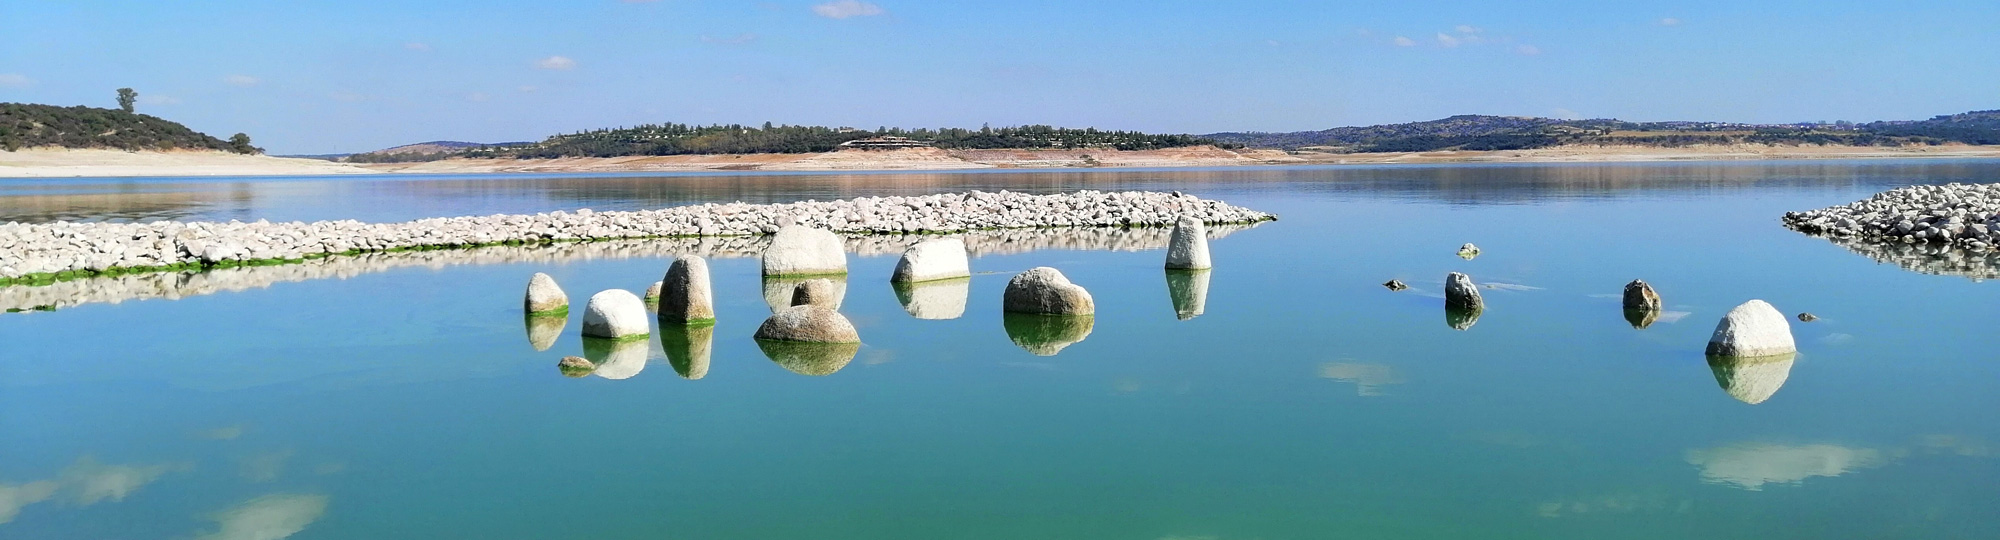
xmin=3 ymin=161 xmax=1999 ymax=539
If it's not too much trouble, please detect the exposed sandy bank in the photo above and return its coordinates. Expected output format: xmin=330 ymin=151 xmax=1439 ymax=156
xmin=1286 ymin=143 xmax=2000 ymax=164
xmin=0 ymin=148 xmax=378 ymax=178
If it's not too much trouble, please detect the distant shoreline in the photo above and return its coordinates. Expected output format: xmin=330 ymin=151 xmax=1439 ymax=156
xmin=6 ymin=144 xmax=2000 ymax=178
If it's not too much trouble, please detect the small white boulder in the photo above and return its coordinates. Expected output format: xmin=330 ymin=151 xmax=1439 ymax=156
xmin=892 ymin=238 xmax=972 ymax=283
xmin=1705 ymin=299 xmax=1797 ymax=357
xmin=1165 ymin=217 xmax=1212 ymax=270
xmin=762 ymin=225 xmax=847 ymax=276
xmin=1003 ymin=267 xmax=1095 ymax=315
xmin=525 ymin=272 xmax=569 ymax=314
xmin=581 ymin=289 xmax=650 ymax=339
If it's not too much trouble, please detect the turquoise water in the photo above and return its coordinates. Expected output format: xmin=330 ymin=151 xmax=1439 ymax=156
xmin=3 ymin=162 xmax=1999 ymax=539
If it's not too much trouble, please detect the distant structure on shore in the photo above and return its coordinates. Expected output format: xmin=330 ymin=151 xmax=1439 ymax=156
xmin=838 ymin=136 xmax=933 ymax=150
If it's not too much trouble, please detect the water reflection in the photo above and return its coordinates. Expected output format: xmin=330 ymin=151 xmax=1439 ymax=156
xmin=1684 ymin=443 xmax=1886 ymax=490
xmin=755 ymin=340 xmax=861 ymax=376
xmin=1804 ymin=234 xmax=2000 ymax=281
xmin=195 ymin=493 xmax=330 ymax=540
xmin=1318 ymin=362 xmax=1402 ymax=396
xmin=1706 ymin=353 xmax=1797 ymax=405
xmin=1165 ymin=270 xmax=1210 ymax=320
xmin=661 ymin=324 xmax=714 ymax=379
xmin=1002 ymin=313 xmax=1094 ymax=356
xmin=892 ymin=278 xmax=969 ymax=320
xmin=0 ymin=457 xmax=183 ymax=525
xmin=524 ymin=314 xmax=565 ymax=352
xmin=763 ymin=276 xmax=847 ymax=313
xmin=581 ymin=337 xmax=649 ymax=380
xmin=1445 ymin=306 xmax=1482 ymax=331
xmin=1623 ymin=308 xmax=1659 ymax=329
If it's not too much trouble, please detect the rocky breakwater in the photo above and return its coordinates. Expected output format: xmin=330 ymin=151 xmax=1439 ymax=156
xmin=1784 ymin=183 xmax=2000 ymax=249
xmin=0 ymin=190 xmax=1274 ymax=287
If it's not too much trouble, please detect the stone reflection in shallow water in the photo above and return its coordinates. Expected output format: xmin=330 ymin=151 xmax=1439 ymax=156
xmin=581 ymin=337 xmax=649 ymax=380
xmin=195 ymin=493 xmax=330 ymax=540
xmin=1165 ymin=269 xmax=1211 ymax=320
xmin=762 ymin=276 xmax=847 ymax=313
xmin=755 ymin=340 xmax=861 ymax=376
xmin=1806 ymin=234 xmax=2000 ymax=281
xmin=892 ymin=278 xmax=969 ymax=320
xmin=1445 ymin=306 xmax=1482 ymax=331
xmin=661 ymin=324 xmax=714 ymax=380
xmin=1624 ymin=307 xmax=1659 ymax=329
xmin=1706 ymin=353 xmax=1797 ymax=405
xmin=1684 ymin=443 xmax=1886 ymax=490
xmin=524 ymin=314 xmax=565 ymax=352
xmin=1002 ymin=313 xmax=1094 ymax=356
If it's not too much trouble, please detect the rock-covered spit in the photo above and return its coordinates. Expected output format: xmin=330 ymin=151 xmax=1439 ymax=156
xmin=1784 ymin=183 xmax=2000 ymax=250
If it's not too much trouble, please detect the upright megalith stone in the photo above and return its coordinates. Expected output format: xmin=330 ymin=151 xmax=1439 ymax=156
xmin=1705 ymin=299 xmax=1797 ymax=357
xmin=1003 ymin=267 xmax=1095 ymax=315
xmin=1165 ymin=217 xmax=1212 ymax=270
xmin=659 ymin=255 xmax=715 ymax=325
xmin=892 ymin=238 xmax=971 ymax=283
xmin=524 ymin=272 xmax=569 ymax=316
xmin=1444 ymin=272 xmax=1483 ymax=311
xmin=1623 ymin=280 xmax=1662 ymax=311
xmin=754 ymin=305 xmax=862 ymax=344
xmin=790 ymin=279 xmax=840 ymax=308
xmin=581 ymin=289 xmax=650 ymax=339
xmin=762 ymin=225 xmax=847 ymax=277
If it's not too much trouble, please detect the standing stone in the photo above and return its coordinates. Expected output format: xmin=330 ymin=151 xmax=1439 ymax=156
xmin=1622 ymin=279 xmax=1662 ymax=310
xmin=754 ymin=305 xmax=862 ymax=343
xmin=790 ymin=279 xmax=841 ymax=308
xmin=1705 ymin=299 xmax=1797 ymax=357
xmin=891 ymin=238 xmax=972 ymax=283
xmin=1003 ymin=267 xmax=1095 ymax=315
xmin=525 ymin=272 xmax=569 ymax=315
xmin=581 ymin=289 xmax=650 ymax=339
xmin=1444 ymin=272 xmax=1483 ymax=311
xmin=1165 ymin=217 xmax=1213 ymax=270
xmin=659 ymin=255 xmax=714 ymax=325
xmin=762 ymin=225 xmax=847 ymax=276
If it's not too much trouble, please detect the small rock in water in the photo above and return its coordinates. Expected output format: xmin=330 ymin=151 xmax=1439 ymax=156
xmin=1457 ymin=243 xmax=1481 ymax=260
xmin=557 ymin=356 xmax=595 ymax=378
xmin=1383 ymin=279 xmax=1408 ymax=291
xmin=1797 ymin=312 xmax=1819 ymax=322
xmin=1003 ymin=267 xmax=1095 ymax=315
xmin=754 ymin=304 xmax=861 ymax=343
xmin=1622 ymin=279 xmax=1662 ymax=311
xmin=524 ymin=272 xmax=569 ymax=315
xmin=580 ymin=289 xmax=650 ymax=339
xmin=1164 ymin=216 xmax=1212 ymax=270
xmin=1705 ymin=299 xmax=1797 ymax=357
xmin=643 ymin=281 xmax=663 ymax=302
xmin=1444 ymin=272 xmax=1483 ymax=311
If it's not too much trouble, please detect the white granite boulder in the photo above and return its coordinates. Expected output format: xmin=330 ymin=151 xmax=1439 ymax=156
xmin=1457 ymin=243 xmax=1482 ymax=260
xmin=644 ymin=281 xmax=663 ymax=303
xmin=659 ymin=255 xmax=715 ymax=325
xmin=1165 ymin=217 xmax=1212 ymax=270
xmin=1705 ymin=299 xmax=1797 ymax=357
xmin=1002 ymin=267 xmax=1095 ymax=315
xmin=754 ymin=305 xmax=861 ymax=343
xmin=1444 ymin=272 xmax=1483 ymax=311
xmin=525 ymin=272 xmax=569 ymax=315
xmin=581 ymin=289 xmax=650 ymax=339
xmin=762 ymin=225 xmax=847 ymax=276
xmin=891 ymin=238 xmax=971 ymax=283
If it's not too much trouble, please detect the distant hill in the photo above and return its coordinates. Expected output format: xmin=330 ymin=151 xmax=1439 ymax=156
xmin=346 ymin=124 xmax=1226 ymax=162
xmin=342 ymin=140 xmax=530 ymax=163
xmin=1 ymin=103 xmax=253 ymax=153
xmin=1206 ymin=110 xmax=2000 ymax=152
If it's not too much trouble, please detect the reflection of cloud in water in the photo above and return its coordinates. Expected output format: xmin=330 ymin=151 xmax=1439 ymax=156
xmin=0 ymin=481 xmax=58 ymax=524
xmin=1481 ymin=282 xmax=1541 ymax=291
xmin=1654 ymin=311 xmax=1691 ymax=323
xmin=1317 ymin=362 xmax=1403 ymax=396
xmin=60 ymin=457 xmax=179 ymax=505
xmin=1819 ymin=333 xmax=1854 ymax=345
xmin=1685 ymin=443 xmax=1886 ymax=490
xmin=197 ymin=493 xmax=330 ymax=540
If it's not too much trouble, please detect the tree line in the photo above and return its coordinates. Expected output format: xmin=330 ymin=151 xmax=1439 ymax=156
xmin=425 ymin=123 xmax=1229 ymax=160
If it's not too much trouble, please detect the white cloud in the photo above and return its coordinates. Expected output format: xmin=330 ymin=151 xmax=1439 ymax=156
xmin=1436 ymin=33 xmax=1461 ymax=47
xmin=1685 ymin=443 xmax=1886 ymax=490
xmin=1516 ymin=44 xmax=1542 ymax=56
xmin=1455 ymin=25 xmax=1480 ymax=34
xmin=404 ymin=42 xmax=431 ymax=51
xmin=812 ymin=0 xmax=884 ymax=19
xmin=1393 ymin=36 xmax=1416 ymax=47
xmin=1660 ymin=17 xmax=1682 ymax=26
xmin=224 ymin=75 xmax=260 ymax=87
xmin=196 ymin=494 xmax=329 ymax=540
xmin=0 ymin=73 xmax=32 ymax=88
xmin=534 ymin=55 xmax=576 ymax=70
xmin=138 ymin=95 xmax=182 ymax=106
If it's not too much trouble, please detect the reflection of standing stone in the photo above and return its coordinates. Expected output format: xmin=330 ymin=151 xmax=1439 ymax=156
xmin=582 ymin=336 xmax=648 ymax=380
xmin=1003 ymin=313 xmax=1095 ymax=356
xmin=1445 ymin=306 xmax=1482 ymax=331
xmin=1706 ymin=353 xmax=1796 ymax=404
xmin=659 ymin=255 xmax=715 ymax=325
xmin=1623 ymin=280 xmax=1662 ymax=310
xmin=763 ymin=276 xmax=846 ymax=312
xmin=892 ymin=238 xmax=971 ymax=283
xmin=1624 ymin=308 xmax=1660 ymax=330
xmin=754 ymin=305 xmax=861 ymax=343
xmin=525 ymin=272 xmax=569 ymax=315
xmin=756 ymin=340 xmax=861 ymax=376
xmin=581 ymin=289 xmax=651 ymax=339
xmin=662 ymin=324 xmax=714 ymax=380
xmin=790 ymin=279 xmax=840 ymax=308
xmin=1166 ymin=269 xmax=1211 ymax=320
xmin=1705 ymin=299 xmax=1797 ymax=357
xmin=1444 ymin=272 xmax=1483 ymax=311
xmin=525 ymin=313 xmax=566 ymax=351
xmin=761 ymin=225 xmax=847 ymax=277
xmin=893 ymin=278 xmax=969 ymax=320
xmin=1003 ymin=267 xmax=1095 ymax=315
xmin=1165 ymin=217 xmax=1212 ymax=270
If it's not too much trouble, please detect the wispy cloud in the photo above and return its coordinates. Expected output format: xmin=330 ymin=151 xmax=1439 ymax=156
xmin=1660 ymin=17 xmax=1682 ymax=26
xmin=812 ymin=0 xmax=884 ymax=19
xmin=404 ymin=42 xmax=431 ymax=51
xmin=196 ymin=493 xmax=329 ymax=540
xmin=1436 ymin=33 xmax=1461 ymax=47
xmin=0 ymin=73 xmax=33 ymax=88
xmin=0 ymin=481 xmax=58 ymax=525
xmin=700 ymin=33 xmax=759 ymax=45
xmin=1393 ymin=36 xmax=1416 ymax=47
xmin=224 ymin=75 xmax=260 ymax=87
xmin=534 ymin=55 xmax=576 ymax=70
xmin=1516 ymin=44 xmax=1542 ymax=56
xmin=1455 ymin=25 xmax=1481 ymax=34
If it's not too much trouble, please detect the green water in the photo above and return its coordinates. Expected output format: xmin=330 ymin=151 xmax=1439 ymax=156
xmin=3 ymin=162 xmax=1998 ymax=539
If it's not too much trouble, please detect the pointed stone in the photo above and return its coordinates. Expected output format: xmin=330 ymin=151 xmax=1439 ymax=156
xmin=1003 ymin=267 xmax=1095 ymax=315
xmin=1165 ymin=216 xmax=1212 ymax=270
xmin=892 ymin=238 xmax=971 ymax=283
xmin=762 ymin=225 xmax=846 ymax=276
xmin=659 ymin=255 xmax=715 ymax=325
xmin=1444 ymin=272 xmax=1483 ymax=311
xmin=524 ymin=272 xmax=568 ymax=315
xmin=581 ymin=289 xmax=650 ymax=339
xmin=1623 ymin=279 xmax=1662 ymax=310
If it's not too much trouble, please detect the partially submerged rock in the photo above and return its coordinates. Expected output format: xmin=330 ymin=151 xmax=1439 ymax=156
xmin=1165 ymin=216 xmax=1212 ymax=270
xmin=659 ymin=255 xmax=715 ymax=325
xmin=756 ymin=340 xmax=861 ymax=376
xmin=761 ymin=225 xmax=847 ymax=277
xmin=754 ymin=305 xmax=861 ymax=343
xmin=557 ymin=355 xmax=595 ymax=378
xmin=1003 ymin=267 xmax=1095 ymax=315
xmin=1705 ymin=299 xmax=1797 ymax=357
xmin=790 ymin=279 xmax=840 ymax=308
xmin=1457 ymin=243 xmax=1481 ymax=260
xmin=581 ymin=289 xmax=650 ymax=339
xmin=1166 ymin=269 xmax=1210 ymax=320
xmin=661 ymin=324 xmax=714 ymax=380
xmin=762 ymin=276 xmax=846 ymax=313
xmin=581 ymin=336 xmax=648 ymax=380
xmin=643 ymin=281 xmax=663 ymax=303
xmin=1383 ymin=279 xmax=1408 ymax=291
xmin=891 ymin=238 xmax=971 ymax=283
xmin=525 ymin=272 xmax=569 ymax=315
xmin=1622 ymin=279 xmax=1662 ymax=311
xmin=1707 ymin=353 xmax=1797 ymax=404
xmin=1444 ymin=272 xmax=1483 ymax=311
xmin=893 ymin=278 xmax=969 ymax=320
xmin=1797 ymin=312 xmax=1819 ymax=322
xmin=1003 ymin=313 xmax=1095 ymax=356
xmin=525 ymin=313 xmax=565 ymax=352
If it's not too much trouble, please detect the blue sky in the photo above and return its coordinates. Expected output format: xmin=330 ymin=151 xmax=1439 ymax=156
xmin=2 ymin=0 xmax=1996 ymax=154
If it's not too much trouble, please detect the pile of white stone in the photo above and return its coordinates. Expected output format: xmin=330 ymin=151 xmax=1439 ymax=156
xmin=1783 ymin=183 xmax=2000 ymax=250
xmin=0 ymin=190 xmax=1273 ymax=281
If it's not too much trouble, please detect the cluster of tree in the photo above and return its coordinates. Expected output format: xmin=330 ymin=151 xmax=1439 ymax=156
xmin=0 ymin=90 xmax=259 ymax=154
xmin=419 ymin=123 xmax=1225 ymax=160
xmin=1206 ymin=111 xmax=2000 ymax=152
